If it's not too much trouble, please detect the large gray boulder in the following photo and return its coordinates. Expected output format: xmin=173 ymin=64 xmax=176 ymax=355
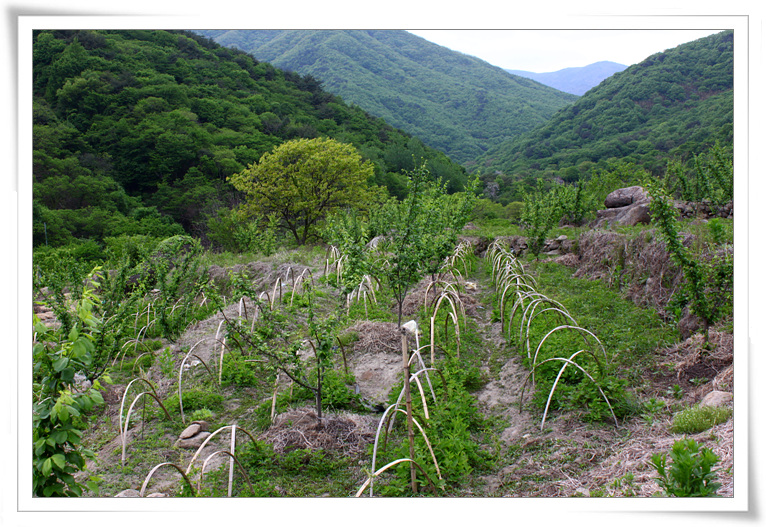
xmin=604 ymin=186 xmax=648 ymax=208
xmin=595 ymin=186 xmax=652 ymax=228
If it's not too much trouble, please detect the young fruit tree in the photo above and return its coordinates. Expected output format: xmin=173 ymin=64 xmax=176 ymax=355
xmin=644 ymin=176 xmax=733 ymax=344
xmin=369 ymin=163 xmax=477 ymax=326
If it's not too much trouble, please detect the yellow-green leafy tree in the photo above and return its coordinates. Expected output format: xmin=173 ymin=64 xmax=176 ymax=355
xmin=229 ymin=137 xmax=375 ymax=245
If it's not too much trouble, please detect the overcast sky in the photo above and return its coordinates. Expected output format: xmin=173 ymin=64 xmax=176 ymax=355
xmin=406 ymin=29 xmax=725 ymax=72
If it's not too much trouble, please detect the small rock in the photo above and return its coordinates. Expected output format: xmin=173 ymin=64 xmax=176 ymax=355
xmin=575 ymin=487 xmax=591 ymax=497
xmin=115 ymin=489 xmax=141 ymax=497
xmin=179 ymin=420 xmax=209 ymax=439
xmin=700 ymin=390 xmax=733 ymax=408
xmin=147 ymin=492 xmax=167 ymax=498
xmin=175 ymin=431 xmax=211 ymax=449
xmin=183 ymin=359 xmax=201 ymax=369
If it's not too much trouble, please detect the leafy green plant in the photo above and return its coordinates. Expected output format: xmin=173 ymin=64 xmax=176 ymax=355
xmin=374 ymin=163 xmax=477 ymax=325
xmin=323 ymin=208 xmax=374 ymax=307
xmin=707 ymin=218 xmax=727 ymax=246
xmin=666 ymin=384 xmax=684 ymax=399
xmin=190 ymin=408 xmax=214 ymax=422
xmin=644 ymin=177 xmax=733 ymax=344
xmin=158 ymin=347 xmax=175 ymax=377
xmin=666 ymin=142 xmax=733 ymax=208
xmin=32 ymin=269 xmax=109 ymax=496
xmin=641 ymin=397 xmax=667 ymax=424
xmin=649 ymin=438 xmax=721 ymax=496
xmin=220 ymin=350 xmax=261 ymax=387
xmin=611 ymin=472 xmax=638 ymax=497
xmin=554 ymin=181 xmax=590 ymax=226
xmin=670 ymin=405 xmax=732 ymax=434
xmin=291 ymin=369 xmax=361 ymax=411
xmin=369 ymin=355 xmax=492 ymax=497
xmin=237 ymin=440 xmax=357 ymax=497
xmin=215 ymin=279 xmax=341 ymax=419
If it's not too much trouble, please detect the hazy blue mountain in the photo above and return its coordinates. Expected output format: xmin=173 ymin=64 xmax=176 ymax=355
xmin=505 ymin=61 xmax=627 ymax=96
xmin=479 ymin=31 xmax=733 ymax=203
xmin=196 ymin=29 xmax=578 ymax=167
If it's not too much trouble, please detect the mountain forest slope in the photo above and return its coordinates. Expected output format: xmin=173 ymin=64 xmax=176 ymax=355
xmin=32 ymin=29 xmax=469 ymax=248
xmin=478 ymin=31 xmax=733 ymax=203
xmin=196 ymin=29 xmax=579 ymax=166
xmin=505 ymin=61 xmax=627 ymax=96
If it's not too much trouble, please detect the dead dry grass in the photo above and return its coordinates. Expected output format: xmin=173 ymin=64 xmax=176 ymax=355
xmin=663 ymin=330 xmax=734 ymax=398
xmin=260 ymin=406 xmax=377 ymax=456
xmin=572 ymin=230 xmax=684 ymax=318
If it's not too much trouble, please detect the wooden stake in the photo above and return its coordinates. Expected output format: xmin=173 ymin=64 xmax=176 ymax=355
xmin=401 ymin=328 xmax=417 ymax=493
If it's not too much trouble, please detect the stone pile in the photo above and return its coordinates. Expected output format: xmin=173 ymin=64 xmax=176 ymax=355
xmin=674 ymin=199 xmax=733 ymax=219
xmin=594 ymin=185 xmax=733 ymax=228
xmin=540 ymin=235 xmax=574 ymax=256
xmin=174 ymin=420 xmax=211 ymax=449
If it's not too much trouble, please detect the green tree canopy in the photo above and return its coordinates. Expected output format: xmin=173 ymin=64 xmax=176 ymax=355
xmin=229 ymin=137 xmax=375 ymax=244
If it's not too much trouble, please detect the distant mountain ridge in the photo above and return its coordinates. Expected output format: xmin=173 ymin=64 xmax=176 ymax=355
xmin=196 ymin=29 xmax=578 ymax=166
xmin=505 ymin=61 xmax=627 ymax=96
xmin=478 ymin=31 xmax=733 ymax=203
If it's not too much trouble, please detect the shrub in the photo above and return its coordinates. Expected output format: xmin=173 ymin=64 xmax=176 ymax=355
xmin=670 ymin=405 xmax=732 ymax=434
xmin=103 ymin=234 xmax=161 ymax=266
xmin=220 ymin=351 xmax=261 ymax=387
xmin=650 ymin=438 xmax=721 ymax=497
xmin=378 ymin=356 xmax=493 ymax=495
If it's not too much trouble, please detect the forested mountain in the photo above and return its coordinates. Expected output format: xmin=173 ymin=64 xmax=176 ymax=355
xmin=478 ymin=31 xmax=733 ymax=204
xmin=32 ymin=29 xmax=469 ymax=248
xmin=196 ymin=29 xmax=579 ymax=166
xmin=505 ymin=61 xmax=627 ymax=96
